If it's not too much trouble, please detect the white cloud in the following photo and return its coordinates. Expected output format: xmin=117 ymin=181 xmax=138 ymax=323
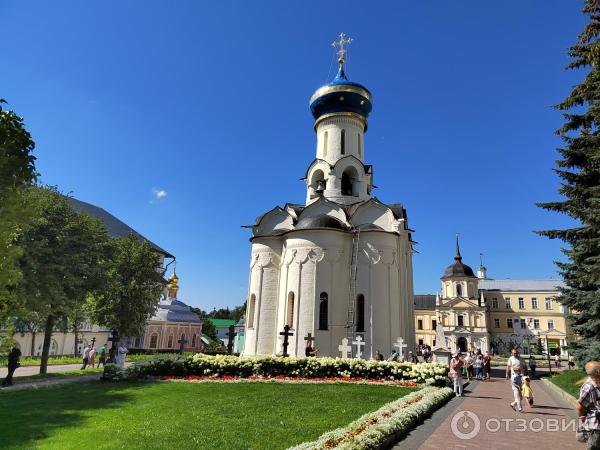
xmin=153 ymin=188 xmax=168 ymax=200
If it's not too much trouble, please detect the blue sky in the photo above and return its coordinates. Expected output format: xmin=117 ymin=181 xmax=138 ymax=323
xmin=2 ymin=2 xmax=585 ymax=309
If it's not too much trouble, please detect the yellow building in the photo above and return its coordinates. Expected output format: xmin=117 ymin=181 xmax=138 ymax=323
xmin=414 ymin=241 xmax=573 ymax=356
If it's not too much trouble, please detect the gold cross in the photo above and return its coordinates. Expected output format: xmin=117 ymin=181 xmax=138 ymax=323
xmin=332 ymin=32 xmax=353 ymax=63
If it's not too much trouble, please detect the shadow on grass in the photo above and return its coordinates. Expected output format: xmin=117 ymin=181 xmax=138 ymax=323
xmin=0 ymin=380 xmax=136 ymax=449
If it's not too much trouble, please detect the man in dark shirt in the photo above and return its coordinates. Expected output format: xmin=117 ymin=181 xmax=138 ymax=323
xmin=1 ymin=345 xmax=22 ymax=387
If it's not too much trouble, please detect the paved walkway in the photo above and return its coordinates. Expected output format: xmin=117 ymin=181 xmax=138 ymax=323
xmin=0 ymin=363 xmax=93 ymax=378
xmin=394 ymin=369 xmax=583 ymax=449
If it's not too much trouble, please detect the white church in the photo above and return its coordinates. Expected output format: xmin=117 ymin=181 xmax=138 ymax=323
xmin=242 ymin=35 xmax=416 ymax=359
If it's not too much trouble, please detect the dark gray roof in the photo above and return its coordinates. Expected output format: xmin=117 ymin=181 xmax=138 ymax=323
xmin=296 ymin=214 xmax=348 ymax=230
xmin=442 ymin=259 xmax=475 ymax=278
xmin=479 ymin=279 xmax=565 ymax=292
xmin=69 ymin=198 xmax=174 ymax=258
xmin=414 ymin=295 xmax=436 ymax=310
xmin=150 ymin=299 xmax=202 ymax=324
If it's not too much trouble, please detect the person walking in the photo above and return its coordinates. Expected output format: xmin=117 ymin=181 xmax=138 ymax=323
xmin=569 ymin=355 xmax=576 ymax=370
xmin=506 ymin=348 xmax=527 ymax=379
xmin=474 ymin=353 xmax=483 ymax=380
xmin=528 ymin=355 xmax=537 ymax=379
xmin=97 ymin=345 xmax=107 ymax=368
xmin=87 ymin=345 xmax=96 ymax=368
xmin=449 ymin=352 xmax=464 ymax=397
xmin=422 ymin=345 xmax=431 ymax=363
xmin=555 ymin=353 xmax=562 ymax=368
xmin=577 ymin=361 xmax=600 ymax=450
xmin=80 ymin=345 xmax=91 ymax=370
xmin=1 ymin=345 xmax=22 ymax=387
xmin=521 ymin=376 xmax=534 ymax=408
xmin=509 ymin=367 xmax=523 ymax=412
xmin=483 ymin=351 xmax=492 ymax=380
xmin=465 ymin=352 xmax=474 ymax=381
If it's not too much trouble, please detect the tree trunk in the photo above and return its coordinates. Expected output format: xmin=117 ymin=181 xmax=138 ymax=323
xmin=30 ymin=331 xmax=36 ymax=357
xmin=39 ymin=314 xmax=54 ymax=374
xmin=73 ymin=326 xmax=79 ymax=356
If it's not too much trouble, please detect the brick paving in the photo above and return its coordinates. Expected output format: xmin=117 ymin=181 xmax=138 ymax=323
xmin=414 ymin=369 xmax=583 ymax=450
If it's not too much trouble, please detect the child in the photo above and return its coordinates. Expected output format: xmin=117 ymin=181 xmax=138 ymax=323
xmin=510 ymin=367 xmax=523 ymax=412
xmin=521 ymin=376 xmax=534 ymax=407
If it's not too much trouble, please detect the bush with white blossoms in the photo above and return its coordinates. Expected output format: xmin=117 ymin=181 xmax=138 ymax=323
xmin=103 ymin=353 xmax=449 ymax=385
xmin=184 ymin=355 xmax=448 ymax=385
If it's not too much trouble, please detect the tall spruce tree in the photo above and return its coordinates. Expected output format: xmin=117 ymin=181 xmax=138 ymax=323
xmin=537 ymin=0 xmax=600 ymax=364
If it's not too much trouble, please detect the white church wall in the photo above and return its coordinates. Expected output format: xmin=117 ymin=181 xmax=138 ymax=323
xmin=316 ymin=115 xmax=365 ymax=165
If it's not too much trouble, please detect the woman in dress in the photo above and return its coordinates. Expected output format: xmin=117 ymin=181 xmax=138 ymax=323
xmin=449 ymin=352 xmax=465 ymax=397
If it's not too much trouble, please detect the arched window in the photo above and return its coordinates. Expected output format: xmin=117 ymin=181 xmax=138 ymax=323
xmin=356 ymin=294 xmax=365 ymax=332
xmin=150 ymin=333 xmax=158 ymax=349
xmin=248 ymin=294 xmax=256 ymax=328
xmin=287 ymin=292 xmax=295 ymax=328
xmin=456 ymin=283 xmax=463 ymax=297
xmin=319 ymin=292 xmax=328 ymax=330
xmin=134 ymin=337 xmax=141 ymax=348
xmin=323 ymin=131 xmax=328 ymax=157
xmin=192 ymin=334 xmax=197 ymax=347
xmin=341 ymin=129 xmax=346 ymax=155
xmin=357 ymin=133 xmax=361 ymax=157
xmin=341 ymin=166 xmax=358 ymax=196
xmin=167 ymin=335 xmax=174 ymax=348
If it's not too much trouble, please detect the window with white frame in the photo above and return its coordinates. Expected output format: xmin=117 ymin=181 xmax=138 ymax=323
xmin=507 ymin=318 xmax=513 ymax=329
xmin=518 ymin=298 xmax=525 ymax=309
xmin=505 ymin=298 xmax=511 ymax=309
xmin=520 ymin=319 xmax=527 ymax=329
xmin=533 ymin=319 xmax=540 ymax=329
xmin=547 ymin=319 xmax=555 ymax=330
xmin=494 ymin=318 xmax=500 ymax=328
xmin=492 ymin=298 xmax=498 ymax=309
xmin=531 ymin=298 xmax=538 ymax=309
xmin=545 ymin=298 xmax=553 ymax=310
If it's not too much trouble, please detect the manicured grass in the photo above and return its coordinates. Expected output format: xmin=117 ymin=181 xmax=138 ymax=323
xmin=549 ymin=369 xmax=586 ymax=398
xmin=0 ymin=381 xmax=414 ymax=450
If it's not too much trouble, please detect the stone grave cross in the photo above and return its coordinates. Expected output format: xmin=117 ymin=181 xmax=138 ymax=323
xmin=394 ymin=337 xmax=408 ymax=361
xmin=178 ymin=335 xmax=188 ymax=355
xmin=226 ymin=325 xmax=237 ymax=354
xmin=108 ymin=330 xmax=119 ymax=363
xmin=279 ymin=325 xmax=294 ymax=357
xmin=352 ymin=335 xmax=365 ymax=359
xmin=338 ymin=337 xmax=352 ymax=358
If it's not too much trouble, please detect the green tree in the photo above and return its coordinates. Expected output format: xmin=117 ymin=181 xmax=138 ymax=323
xmin=86 ymin=234 xmax=165 ymax=345
xmin=537 ymin=0 xmax=600 ymax=364
xmin=190 ymin=307 xmax=218 ymax=340
xmin=18 ymin=187 xmax=110 ymax=373
xmin=0 ymin=100 xmax=37 ymax=323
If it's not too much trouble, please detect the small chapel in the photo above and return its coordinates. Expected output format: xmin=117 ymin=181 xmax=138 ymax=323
xmin=242 ymin=35 xmax=416 ymax=359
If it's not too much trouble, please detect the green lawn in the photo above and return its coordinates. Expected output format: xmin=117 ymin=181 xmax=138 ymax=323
xmin=0 ymin=353 xmax=183 ymax=367
xmin=9 ymin=368 xmax=103 ymax=384
xmin=549 ymin=369 xmax=586 ymax=398
xmin=0 ymin=381 xmax=414 ymax=450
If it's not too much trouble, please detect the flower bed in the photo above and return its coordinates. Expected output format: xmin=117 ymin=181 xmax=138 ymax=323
xmin=288 ymin=386 xmax=454 ymax=450
xmin=103 ymin=354 xmax=449 ymax=386
xmin=160 ymin=375 xmax=419 ymax=387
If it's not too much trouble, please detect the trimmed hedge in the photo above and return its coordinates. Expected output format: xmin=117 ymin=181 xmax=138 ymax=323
xmin=103 ymin=354 xmax=449 ymax=386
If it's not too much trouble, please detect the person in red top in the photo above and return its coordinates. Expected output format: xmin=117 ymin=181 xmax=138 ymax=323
xmin=483 ymin=351 xmax=492 ymax=380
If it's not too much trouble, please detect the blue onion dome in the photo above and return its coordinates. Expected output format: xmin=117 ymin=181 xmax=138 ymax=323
xmin=309 ymin=62 xmax=372 ymax=128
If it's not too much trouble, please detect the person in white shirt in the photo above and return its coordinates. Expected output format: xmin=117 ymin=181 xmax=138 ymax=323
xmin=80 ymin=346 xmax=91 ymax=370
xmin=506 ymin=348 xmax=527 ymax=379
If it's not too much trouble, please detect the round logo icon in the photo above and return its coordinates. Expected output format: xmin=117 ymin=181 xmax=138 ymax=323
xmin=451 ymin=410 xmax=481 ymax=440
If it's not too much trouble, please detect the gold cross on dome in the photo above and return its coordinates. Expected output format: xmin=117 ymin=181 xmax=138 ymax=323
xmin=332 ymin=32 xmax=353 ymax=63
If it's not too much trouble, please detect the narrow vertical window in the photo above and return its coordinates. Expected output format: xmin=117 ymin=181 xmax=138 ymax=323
xmin=287 ymin=292 xmax=295 ymax=328
xmin=192 ymin=334 xmax=197 ymax=347
xmin=356 ymin=294 xmax=365 ymax=332
xmin=456 ymin=283 xmax=462 ymax=297
xmin=150 ymin=334 xmax=158 ymax=348
xmin=357 ymin=133 xmax=361 ymax=157
xmin=248 ymin=294 xmax=256 ymax=328
xmin=167 ymin=335 xmax=173 ymax=348
xmin=319 ymin=292 xmax=328 ymax=330
xmin=323 ymin=131 xmax=328 ymax=157
xmin=341 ymin=129 xmax=345 ymax=155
